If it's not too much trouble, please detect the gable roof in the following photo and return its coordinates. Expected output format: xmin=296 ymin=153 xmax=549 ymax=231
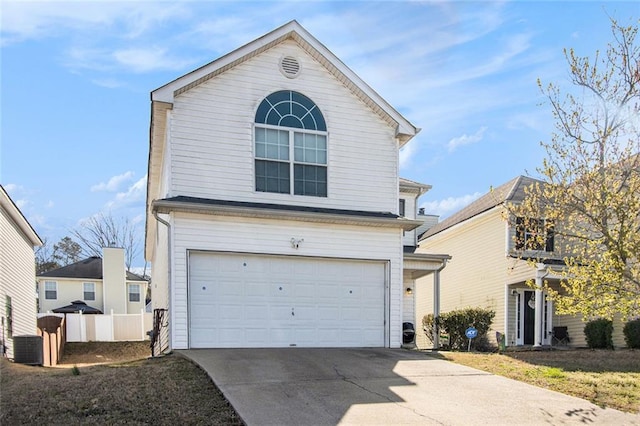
xmin=420 ymin=175 xmax=543 ymax=240
xmin=151 ymin=20 xmax=418 ymax=144
xmin=38 ymin=256 xmax=147 ymax=281
xmin=0 ymin=185 xmax=43 ymax=247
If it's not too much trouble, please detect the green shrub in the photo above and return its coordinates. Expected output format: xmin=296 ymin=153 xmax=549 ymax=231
xmin=583 ymin=318 xmax=614 ymax=349
xmin=623 ymin=319 xmax=640 ymax=349
xmin=423 ymin=307 xmax=495 ymax=351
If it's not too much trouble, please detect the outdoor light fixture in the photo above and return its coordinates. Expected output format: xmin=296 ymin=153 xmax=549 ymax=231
xmin=405 ymin=287 xmax=413 ymax=295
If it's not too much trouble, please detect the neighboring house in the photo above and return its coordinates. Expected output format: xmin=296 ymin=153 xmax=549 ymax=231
xmin=145 ymin=21 xmax=449 ymax=352
xmin=416 ymin=175 xmax=629 ymax=349
xmin=0 ymin=185 xmax=43 ymax=360
xmin=37 ymin=247 xmax=148 ymax=316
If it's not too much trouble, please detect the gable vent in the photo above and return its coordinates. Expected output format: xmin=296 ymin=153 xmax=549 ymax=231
xmin=280 ymin=56 xmax=301 ymax=79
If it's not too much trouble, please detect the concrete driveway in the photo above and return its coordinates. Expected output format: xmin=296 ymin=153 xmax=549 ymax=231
xmin=180 ymin=348 xmax=639 ymax=425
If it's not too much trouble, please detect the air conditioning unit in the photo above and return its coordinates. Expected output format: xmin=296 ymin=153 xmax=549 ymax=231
xmin=13 ymin=335 xmax=43 ymax=365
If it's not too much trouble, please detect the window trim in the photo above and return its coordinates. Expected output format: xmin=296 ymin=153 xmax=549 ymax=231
xmin=254 ymin=91 xmax=328 ymax=198
xmin=515 ymin=217 xmax=555 ymax=252
xmin=83 ymin=282 xmax=96 ymax=301
xmin=44 ymin=281 xmax=57 ymax=300
xmin=399 ymin=199 xmax=406 ymax=217
xmin=5 ymin=296 xmax=12 ymax=338
xmin=128 ymin=284 xmax=141 ymax=303
xmin=254 ymin=124 xmax=328 ymax=197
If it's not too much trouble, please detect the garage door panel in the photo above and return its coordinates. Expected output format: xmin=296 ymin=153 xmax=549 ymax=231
xmin=189 ymin=252 xmax=385 ymax=348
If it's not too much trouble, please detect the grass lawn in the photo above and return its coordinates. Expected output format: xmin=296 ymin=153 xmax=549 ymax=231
xmin=432 ymin=349 xmax=640 ymax=414
xmin=0 ymin=342 xmax=243 ymax=425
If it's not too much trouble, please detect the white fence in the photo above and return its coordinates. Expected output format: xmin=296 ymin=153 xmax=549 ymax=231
xmin=39 ymin=310 xmax=152 ymax=342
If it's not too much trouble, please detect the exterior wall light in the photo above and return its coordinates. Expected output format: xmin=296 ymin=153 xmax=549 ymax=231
xmin=405 ymin=287 xmax=413 ymax=295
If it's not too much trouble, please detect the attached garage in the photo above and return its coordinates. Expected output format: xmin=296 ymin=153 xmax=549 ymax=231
xmin=188 ymin=251 xmax=387 ymax=348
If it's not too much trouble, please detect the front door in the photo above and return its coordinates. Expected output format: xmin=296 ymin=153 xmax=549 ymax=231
xmin=516 ymin=290 xmax=552 ymax=346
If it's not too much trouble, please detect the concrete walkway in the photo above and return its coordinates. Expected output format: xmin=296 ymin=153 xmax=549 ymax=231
xmin=180 ymin=348 xmax=639 ymax=425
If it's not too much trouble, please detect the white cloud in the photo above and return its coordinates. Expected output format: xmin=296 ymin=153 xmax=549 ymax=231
xmin=420 ymin=192 xmax=483 ymax=218
xmin=112 ymin=46 xmax=195 ymax=73
xmin=91 ymin=171 xmax=135 ymax=192
xmin=3 ymin=183 xmax=20 ymax=193
xmin=447 ymin=127 xmax=488 ymax=153
xmin=399 ymin=140 xmax=418 ymax=170
xmin=15 ymin=199 xmax=29 ymax=210
xmin=1 ymin=1 xmax=189 ymax=45
xmin=105 ymin=175 xmax=147 ymax=209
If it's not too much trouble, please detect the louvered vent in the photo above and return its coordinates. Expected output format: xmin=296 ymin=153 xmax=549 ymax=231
xmin=280 ymin=56 xmax=301 ymax=78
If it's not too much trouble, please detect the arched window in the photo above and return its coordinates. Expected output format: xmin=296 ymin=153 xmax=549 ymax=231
xmin=254 ymin=91 xmax=327 ymax=197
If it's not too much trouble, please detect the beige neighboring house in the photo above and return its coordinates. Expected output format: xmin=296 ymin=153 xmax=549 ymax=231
xmin=145 ymin=21 xmax=449 ymax=352
xmin=37 ymin=247 xmax=148 ymax=316
xmin=416 ymin=175 xmax=630 ymax=350
xmin=0 ymin=185 xmax=43 ymax=359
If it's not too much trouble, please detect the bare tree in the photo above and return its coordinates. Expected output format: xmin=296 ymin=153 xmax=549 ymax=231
xmin=71 ymin=212 xmax=141 ymax=271
xmin=35 ymin=236 xmax=83 ymax=274
xmin=35 ymin=238 xmax=60 ymax=274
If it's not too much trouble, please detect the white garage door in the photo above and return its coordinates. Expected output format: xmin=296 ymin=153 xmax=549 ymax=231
xmin=188 ymin=252 xmax=386 ymax=348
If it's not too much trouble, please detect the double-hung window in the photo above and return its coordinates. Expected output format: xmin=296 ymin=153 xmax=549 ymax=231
xmin=45 ymin=281 xmax=57 ymax=300
xmin=128 ymin=284 xmax=141 ymax=303
xmin=515 ymin=217 xmax=555 ymax=252
xmin=254 ymin=90 xmax=328 ymax=197
xmin=83 ymin=282 xmax=95 ymax=301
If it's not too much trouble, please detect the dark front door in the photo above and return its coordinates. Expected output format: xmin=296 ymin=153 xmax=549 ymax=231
xmin=523 ymin=291 xmax=535 ymax=345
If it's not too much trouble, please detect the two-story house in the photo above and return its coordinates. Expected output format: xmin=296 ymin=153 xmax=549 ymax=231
xmin=415 ymin=175 xmax=626 ymax=349
xmin=37 ymin=247 xmax=148 ymax=316
xmin=145 ymin=21 xmax=449 ymax=352
xmin=1 ymin=185 xmax=43 ymax=360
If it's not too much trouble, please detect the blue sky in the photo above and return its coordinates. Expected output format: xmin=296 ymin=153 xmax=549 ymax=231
xmin=1 ymin=1 xmax=638 ymax=269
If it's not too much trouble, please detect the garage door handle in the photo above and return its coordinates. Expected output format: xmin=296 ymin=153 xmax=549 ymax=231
xmin=291 ymin=308 xmax=295 ymax=316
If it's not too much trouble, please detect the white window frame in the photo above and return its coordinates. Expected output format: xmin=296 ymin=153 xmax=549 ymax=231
xmin=254 ymin=124 xmax=328 ymax=197
xmin=83 ymin=282 xmax=96 ymax=301
xmin=128 ymin=284 xmax=141 ymax=303
xmin=44 ymin=281 xmax=57 ymax=300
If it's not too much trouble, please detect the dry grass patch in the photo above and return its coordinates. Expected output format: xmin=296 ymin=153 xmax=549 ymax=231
xmin=432 ymin=349 xmax=640 ymax=414
xmin=1 ymin=342 xmax=243 ymax=425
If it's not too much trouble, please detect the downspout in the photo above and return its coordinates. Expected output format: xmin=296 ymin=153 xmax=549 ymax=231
xmin=153 ymin=210 xmax=171 ymax=354
xmin=432 ymin=259 xmax=449 ymax=350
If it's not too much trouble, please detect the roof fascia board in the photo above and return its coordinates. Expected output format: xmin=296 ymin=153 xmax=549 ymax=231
xmin=0 ymin=186 xmax=43 ymax=246
xmin=420 ymin=204 xmax=502 ymax=241
xmin=151 ymin=20 xmax=418 ymax=142
xmin=152 ymin=199 xmax=422 ymax=231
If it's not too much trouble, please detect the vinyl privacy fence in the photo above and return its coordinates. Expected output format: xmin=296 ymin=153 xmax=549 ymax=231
xmin=39 ymin=310 xmax=152 ymax=342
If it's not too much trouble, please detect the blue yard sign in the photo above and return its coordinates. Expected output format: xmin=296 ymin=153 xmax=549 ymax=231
xmin=465 ymin=327 xmax=478 ymax=351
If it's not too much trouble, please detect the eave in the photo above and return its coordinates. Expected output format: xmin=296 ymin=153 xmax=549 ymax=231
xmin=0 ymin=185 xmax=43 ymax=247
xmin=152 ymin=197 xmax=423 ymax=231
xmin=403 ymin=252 xmax=451 ymax=279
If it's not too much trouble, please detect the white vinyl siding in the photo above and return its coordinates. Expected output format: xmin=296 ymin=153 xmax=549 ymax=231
xmin=0 ymin=206 xmax=38 ymax=359
xmin=168 ymin=212 xmax=403 ymax=350
xmin=168 ymin=40 xmax=398 ymax=213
